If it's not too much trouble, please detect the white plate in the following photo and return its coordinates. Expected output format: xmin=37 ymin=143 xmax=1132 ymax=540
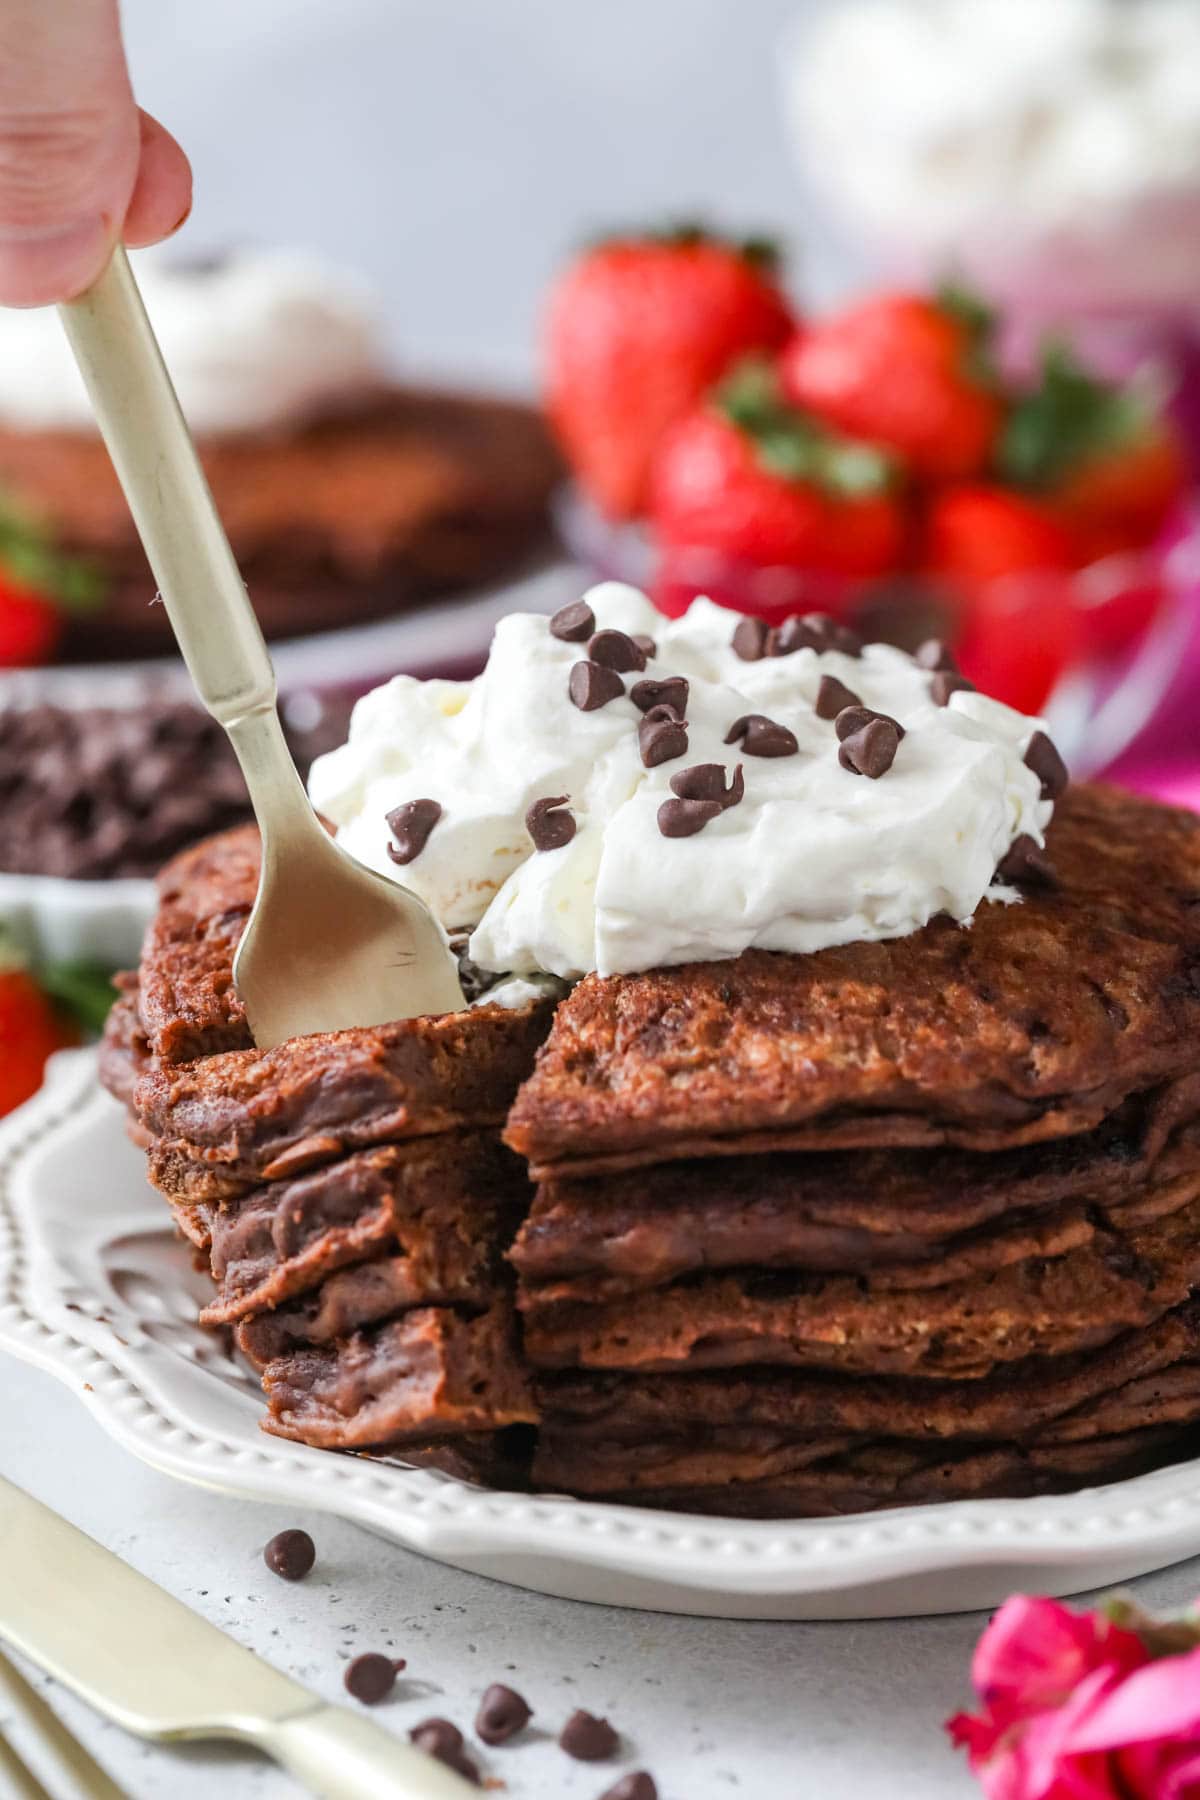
xmin=6 ymin=1051 xmax=1200 ymax=1621
xmin=0 ymin=870 xmax=155 ymax=968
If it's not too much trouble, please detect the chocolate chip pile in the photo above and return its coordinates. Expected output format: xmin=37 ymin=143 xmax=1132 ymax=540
xmin=262 ymin=1526 xmax=658 ymax=1796
xmin=0 ymin=695 xmax=353 ymax=880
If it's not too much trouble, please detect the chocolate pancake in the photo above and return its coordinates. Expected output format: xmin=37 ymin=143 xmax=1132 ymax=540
xmin=137 ymin=998 xmax=552 ymax=1203
xmin=506 ymin=787 xmax=1200 ymax=1177
xmin=236 ymin=1253 xmax=498 ymax=1356
xmin=513 ymin=1090 xmax=1200 ymax=1302
xmin=137 ymin=824 xmax=261 ymax=1063
xmin=533 ymin=1422 xmax=1195 ymax=1518
xmin=243 ymin=1300 xmax=536 ymax=1448
xmin=97 ymin=977 xmax=153 ymax=1112
xmin=195 ymin=1134 xmax=527 ymax=1325
xmin=522 ymin=1187 xmax=1200 ymax=1377
xmin=0 ymin=387 xmax=561 ymax=663
xmin=536 ymin=1302 xmax=1200 ymax=1446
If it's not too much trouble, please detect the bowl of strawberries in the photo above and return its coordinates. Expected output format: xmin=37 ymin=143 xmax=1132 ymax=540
xmin=544 ymin=225 xmax=1198 ymax=774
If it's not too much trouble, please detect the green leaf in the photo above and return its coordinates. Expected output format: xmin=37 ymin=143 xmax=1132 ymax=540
xmin=0 ymin=493 xmax=108 ymax=616
xmin=997 ymin=342 xmax=1145 ymax=491
xmin=36 ymin=961 xmax=118 ymax=1036
xmin=715 ymin=357 xmax=895 ymax=499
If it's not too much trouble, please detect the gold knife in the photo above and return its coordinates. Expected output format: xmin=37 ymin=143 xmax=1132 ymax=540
xmin=0 ymin=1477 xmax=475 ymax=1798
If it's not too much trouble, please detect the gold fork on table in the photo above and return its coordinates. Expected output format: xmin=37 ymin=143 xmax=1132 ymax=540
xmin=0 ymin=1646 xmax=126 ymax=1800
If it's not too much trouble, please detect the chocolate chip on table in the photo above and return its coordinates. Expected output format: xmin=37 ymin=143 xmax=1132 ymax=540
xmin=570 ymin=660 xmax=626 ymax=711
xmin=599 ymin=1775 xmax=659 ymax=1800
xmin=994 ymin=833 xmax=1058 ymax=888
xmin=724 ymin=713 xmax=799 ymax=758
xmin=475 ymin=1683 xmax=532 ymax=1745
xmin=386 ymin=798 xmax=442 ymax=864
xmin=344 ymin=1653 xmax=405 ymax=1705
xmin=731 ymin=615 xmax=769 ymax=661
xmin=409 ymin=1718 xmax=481 ymax=1786
xmin=839 ymin=717 xmax=901 ymax=779
xmin=657 ymin=796 xmax=722 ymax=838
xmin=772 ymin=612 xmax=862 ymax=658
xmin=930 ymin=670 xmax=976 ymax=707
xmin=1024 ymin=730 xmax=1069 ymax=800
xmin=914 ymin=637 xmax=958 ymax=672
xmin=630 ymin=675 xmax=689 ymax=716
xmin=639 ymin=706 xmax=689 ymax=768
xmin=527 ymin=795 xmax=577 ymax=852
xmin=262 ymin=1529 xmax=315 ymax=1582
xmin=632 ymin=633 xmax=658 ymax=660
xmin=587 ymin=629 xmax=647 ymax=672
xmin=670 ymin=763 xmax=744 ymax=810
xmin=815 ymin=674 xmax=862 ymax=720
xmin=559 ymin=1709 xmax=620 ymax=1761
xmin=549 ymin=599 xmax=596 ymax=642
xmin=835 ymin=704 xmax=905 ymax=742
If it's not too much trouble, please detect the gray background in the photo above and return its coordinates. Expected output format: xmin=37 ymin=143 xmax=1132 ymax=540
xmin=121 ymin=0 xmax=848 ymax=388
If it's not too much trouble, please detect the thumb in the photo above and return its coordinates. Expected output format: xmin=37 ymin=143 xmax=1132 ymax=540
xmin=0 ymin=0 xmax=142 ymax=306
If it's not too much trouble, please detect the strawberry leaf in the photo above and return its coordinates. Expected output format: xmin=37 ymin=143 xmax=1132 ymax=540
xmin=998 ymin=342 xmax=1145 ymax=491
xmin=0 ymin=495 xmax=108 ymax=615
xmin=34 ymin=960 xmax=117 ymax=1036
xmin=717 ymin=357 xmax=894 ymax=498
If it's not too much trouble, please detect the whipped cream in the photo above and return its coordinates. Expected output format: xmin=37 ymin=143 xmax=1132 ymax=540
xmin=309 ymin=585 xmax=1056 ymax=982
xmin=0 ymin=248 xmax=384 ymax=435
xmin=783 ymin=0 xmax=1200 ymax=316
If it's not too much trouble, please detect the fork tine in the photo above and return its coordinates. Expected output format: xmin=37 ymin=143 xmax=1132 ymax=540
xmin=0 ymin=1651 xmax=127 ymax=1800
xmin=0 ymin=1728 xmax=54 ymax=1800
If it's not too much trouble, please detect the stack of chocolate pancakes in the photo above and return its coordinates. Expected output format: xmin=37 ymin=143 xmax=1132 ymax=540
xmin=101 ymin=782 xmax=1200 ymax=1517
xmin=100 ymin=823 xmax=552 ymax=1483
xmin=506 ymin=783 xmax=1200 ymax=1515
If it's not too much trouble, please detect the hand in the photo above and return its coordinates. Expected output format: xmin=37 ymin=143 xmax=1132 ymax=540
xmin=0 ymin=0 xmax=191 ymax=306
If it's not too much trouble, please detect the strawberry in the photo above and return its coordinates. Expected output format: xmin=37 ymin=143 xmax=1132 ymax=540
xmin=0 ymin=570 xmax=62 ymax=666
xmin=998 ymin=344 xmax=1187 ymax=563
xmin=544 ymin=225 xmax=794 ymax=519
xmin=923 ymin=485 xmax=1075 ymax=713
xmin=649 ymin=362 xmax=905 ymax=613
xmin=780 ymin=288 xmax=1002 ymax=482
xmin=0 ymin=965 xmax=78 ymax=1117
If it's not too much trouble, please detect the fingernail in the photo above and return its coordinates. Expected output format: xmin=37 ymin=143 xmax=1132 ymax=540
xmin=0 ymin=216 xmax=115 ymax=308
xmin=165 ymin=196 xmax=193 ymax=238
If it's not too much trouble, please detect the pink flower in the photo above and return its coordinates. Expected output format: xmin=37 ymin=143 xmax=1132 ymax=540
xmin=948 ymin=1594 xmax=1200 ymax=1798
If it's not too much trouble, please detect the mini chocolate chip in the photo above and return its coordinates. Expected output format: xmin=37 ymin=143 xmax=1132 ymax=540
xmin=559 ymin=1709 xmax=619 ymax=1761
xmin=838 ymin=717 xmax=900 ymax=779
xmin=409 ymin=1718 xmax=481 ymax=1784
xmin=344 ymin=1654 xmax=405 ymax=1705
xmin=772 ymin=612 xmax=862 ymax=658
xmin=599 ymin=1775 xmax=659 ymax=1800
xmin=263 ymin=1529 xmax=315 ymax=1582
xmin=630 ymin=675 xmax=689 ymax=716
xmin=657 ymin=796 xmax=722 ymax=838
xmin=669 ymin=762 xmax=744 ymax=810
xmin=834 ymin=704 xmax=905 ymax=742
xmin=915 ymin=638 xmax=958 ymax=672
xmin=633 ymin=633 xmax=658 ymax=659
xmin=994 ymin=834 xmax=1058 ymax=888
xmin=386 ymin=798 xmax=442 ymax=864
xmin=475 ymin=1683 xmax=532 ymax=1745
xmin=638 ymin=705 xmax=689 ymax=768
xmin=549 ymin=600 xmax=595 ymax=642
xmin=1024 ymin=730 xmax=1069 ymax=800
xmin=587 ymin=629 xmax=647 ymax=673
xmin=731 ymin=616 xmax=769 ymax=661
xmin=570 ymin=660 xmax=625 ymax=711
xmin=930 ymin=670 xmax=976 ymax=707
xmin=724 ymin=713 xmax=799 ymax=758
xmin=527 ymin=795 xmax=577 ymax=851
xmin=815 ymin=674 xmax=861 ymax=720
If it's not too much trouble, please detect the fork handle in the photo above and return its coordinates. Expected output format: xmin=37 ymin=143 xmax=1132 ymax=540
xmin=58 ymin=248 xmax=277 ymax=730
xmin=262 ymin=1705 xmax=477 ymax=1799
xmin=57 ymin=247 xmax=316 ymax=839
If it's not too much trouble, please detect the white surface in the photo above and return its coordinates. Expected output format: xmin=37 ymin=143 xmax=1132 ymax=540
xmin=9 ymin=1054 xmax=1200 ymax=1633
xmin=4 ymin=1067 xmax=1200 ymax=1794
